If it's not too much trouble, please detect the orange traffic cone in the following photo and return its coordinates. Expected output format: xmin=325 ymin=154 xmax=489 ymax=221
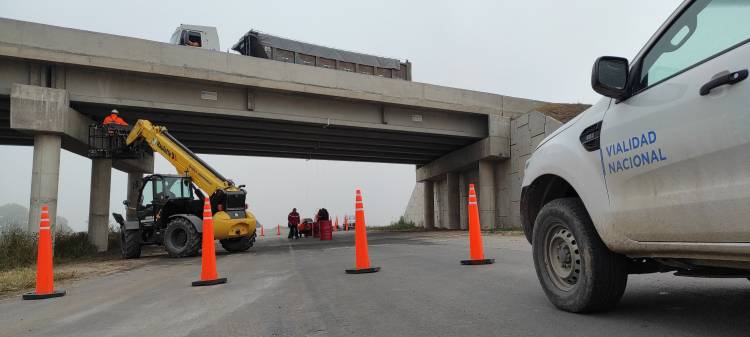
xmin=277 ymin=224 xmax=281 ymax=237
xmin=344 ymin=216 xmax=349 ymax=231
xmin=333 ymin=216 xmax=339 ymax=232
xmin=260 ymin=225 xmax=265 ymax=237
xmin=461 ymin=184 xmax=495 ymax=265
xmin=346 ymin=189 xmax=379 ymax=274
xmin=192 ymin=198 xmax=227 ymax=286
xmin=23 ymin=205 xmax=65 ymax=300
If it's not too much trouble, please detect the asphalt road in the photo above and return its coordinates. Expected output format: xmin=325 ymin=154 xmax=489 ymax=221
xmin=1 ymin=231 xmax=748 ymax=337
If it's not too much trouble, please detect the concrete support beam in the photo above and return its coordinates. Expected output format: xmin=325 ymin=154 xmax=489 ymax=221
xmin=416 ymin=116 xmax=510 ymax=182
xmin=478 ymin=160 xmax=496 ymax=230
xmin=11 ymin=83 xmax=156 ymax=174
xmin=446 ymin=172 xmax=460 ymax=229
xmin=88 ymin=159 xmax=112 ymax=252
xmin=423 ymin=181 xmax=435 ymax=230
xmin=28 ymin=134 xmax=61 ymax=232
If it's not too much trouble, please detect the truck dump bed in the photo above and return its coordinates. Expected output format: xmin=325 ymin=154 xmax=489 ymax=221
xmin=232 ymin=30 xmax=411 ymax=80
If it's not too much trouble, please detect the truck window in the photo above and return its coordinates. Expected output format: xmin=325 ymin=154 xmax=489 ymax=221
xmin=185 ymin=31 xmax=202 ymax=47
xmin=638 ymin=0 xmax=750 ymax=89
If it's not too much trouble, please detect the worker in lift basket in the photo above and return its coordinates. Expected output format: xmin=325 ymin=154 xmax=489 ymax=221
xmin=288 ymin=208 xmax=301 ymax=239
xmin=102 ymin=109 xmax=129 ymax=151
xmin=102 ymin=109 xmax=128 ymax=128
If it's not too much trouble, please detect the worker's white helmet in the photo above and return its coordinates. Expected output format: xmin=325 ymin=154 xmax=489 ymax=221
xmin=111 ymin=109 xmax=119 ymax=115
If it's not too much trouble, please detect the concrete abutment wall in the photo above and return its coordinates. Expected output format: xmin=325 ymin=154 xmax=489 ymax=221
xmin=406 ymin=111 xmax=562 ymax=230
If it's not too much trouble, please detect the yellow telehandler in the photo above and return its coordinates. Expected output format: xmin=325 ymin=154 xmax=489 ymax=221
xmin=90 ymin=119 xmax=257 ymax=258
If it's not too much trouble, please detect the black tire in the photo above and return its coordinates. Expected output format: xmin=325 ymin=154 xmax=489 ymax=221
xmin=220 ymin=234 xmax=255 ymax=253
xmin=164 ymin=217 xmax=201 ymax=258
xmin=532 ymin=198 xmax=628 ymax=313
xmin=121 ymin=228 xmax=142 ymax=259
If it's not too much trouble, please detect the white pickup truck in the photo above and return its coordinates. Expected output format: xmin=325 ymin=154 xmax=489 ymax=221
xmin=521 ymin=0 xmax=750 ymax=313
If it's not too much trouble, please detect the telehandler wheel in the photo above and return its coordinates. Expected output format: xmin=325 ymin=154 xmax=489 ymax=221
xmin=164 ymin=217 xmax=201 ymax=258
xmin=121 ymin=228 xmax=141 ymax=259
xmin=532 ymin=198 xmax=628 ymax=313
xmin=220 ymin=235 xmax=254 ymax=253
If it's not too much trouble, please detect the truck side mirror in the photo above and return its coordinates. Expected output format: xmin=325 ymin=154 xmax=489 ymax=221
xmin=123 ymin=200 xmax=130 ymax=206
xmin=591 ymin=56 xmax=629 ymax=100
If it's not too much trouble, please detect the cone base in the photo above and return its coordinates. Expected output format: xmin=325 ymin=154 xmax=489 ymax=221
xmin=191 ymin=278 xmax=228 ymax=287
xmin=22 ymin=289 xmax=66 ymax=300
xmin=345 ymin=267 xmax=380 ymax=274
xmin=460 ymin=258 xmax=495 ymax=265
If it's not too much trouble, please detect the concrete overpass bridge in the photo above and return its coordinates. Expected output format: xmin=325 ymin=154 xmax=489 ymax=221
xmin=0 ymin=18 xmax=555 ymax=250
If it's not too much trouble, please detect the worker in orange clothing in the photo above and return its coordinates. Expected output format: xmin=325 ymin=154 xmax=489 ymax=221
xmin=102 ymin=109 xmax=129 ymax=151
xmin=102 ymin=109 xmax=128 ymax=127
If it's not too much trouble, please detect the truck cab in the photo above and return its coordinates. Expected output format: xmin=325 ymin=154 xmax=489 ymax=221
xmin=521 ymin=0 xmax=750 ymax=313
xmin=117 ymin=174 xmax=205 ymax=258
xmin=169 ymin=24 xmax=220 ymax=51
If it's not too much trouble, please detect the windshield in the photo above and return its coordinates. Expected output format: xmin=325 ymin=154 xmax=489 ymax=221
xmin=164 ymin=177 xmax=193 ymax=199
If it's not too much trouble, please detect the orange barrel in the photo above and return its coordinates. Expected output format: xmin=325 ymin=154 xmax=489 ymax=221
xmin=313 ymin=221 xmax=320 ymax=238
xmin=319 ymin=220 xmax=332 ymax=240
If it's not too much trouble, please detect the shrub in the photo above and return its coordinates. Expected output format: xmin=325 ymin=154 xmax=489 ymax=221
xmin=54 ymin=232 xmax=97 ymax=260
xmin=0 ymin=228 xmax=37 ymax=272
xmin=107 ymin=224 xmax=121 ymax=253
xmin=0 ymin=227 xmax=103 ymax=271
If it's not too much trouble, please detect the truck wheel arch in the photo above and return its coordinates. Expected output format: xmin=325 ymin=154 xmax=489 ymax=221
xmin=521 ymin=174 xmax=580 ymax=243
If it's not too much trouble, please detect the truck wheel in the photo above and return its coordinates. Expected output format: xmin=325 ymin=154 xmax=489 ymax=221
xmin=121 ymin=228 xmax=141 ymax=259
xmin=220 ymin=235 xmax=254 ymax=253
xmin=532 ymin=198 xmax=628 ymax=313
xmin=164 ymin=217 xmax=201 ymax=258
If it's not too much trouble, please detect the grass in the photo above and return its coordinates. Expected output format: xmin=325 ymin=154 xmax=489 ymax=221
xmin=0 ymin=267 xmax=78 ymax=294
xmin=370 ymin=217 xmax=422 ymax=232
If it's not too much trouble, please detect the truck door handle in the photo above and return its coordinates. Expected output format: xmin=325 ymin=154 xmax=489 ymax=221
xmin=700 ymin=69 xmax=747 ymax=96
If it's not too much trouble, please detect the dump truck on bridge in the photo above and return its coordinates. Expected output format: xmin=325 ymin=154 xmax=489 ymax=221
xmin=169 ymin=24 xmax=412 ymax=80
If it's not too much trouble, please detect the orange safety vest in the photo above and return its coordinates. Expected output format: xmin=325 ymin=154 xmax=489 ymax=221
xmin=103 ymin=114 xmax=128 ymax=126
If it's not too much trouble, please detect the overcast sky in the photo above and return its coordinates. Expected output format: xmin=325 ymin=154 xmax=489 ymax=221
xmin=0 ymin=0 xmax=682 ymax=231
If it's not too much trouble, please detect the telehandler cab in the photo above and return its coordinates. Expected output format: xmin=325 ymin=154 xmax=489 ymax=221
xmin=90 ymin=119 xmax=257 ymax=258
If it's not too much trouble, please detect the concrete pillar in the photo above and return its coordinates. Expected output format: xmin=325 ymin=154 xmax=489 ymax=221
xmin=88 ymin=159 xmax=112 ymax=252
xmin=28 ymin=134 xmax=62 ymax=232
xmin=459 ymin=172 xmax=468 ymax=230
xmin=478 ymin=160 xmax=496 ymax=230
xmin=126 ymin=172 xmax=143 ymax=221
xmin=423 ymin=180 xmax=435 ymax=229
xmin=446 ymin=172 xmax=460 ymax=229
